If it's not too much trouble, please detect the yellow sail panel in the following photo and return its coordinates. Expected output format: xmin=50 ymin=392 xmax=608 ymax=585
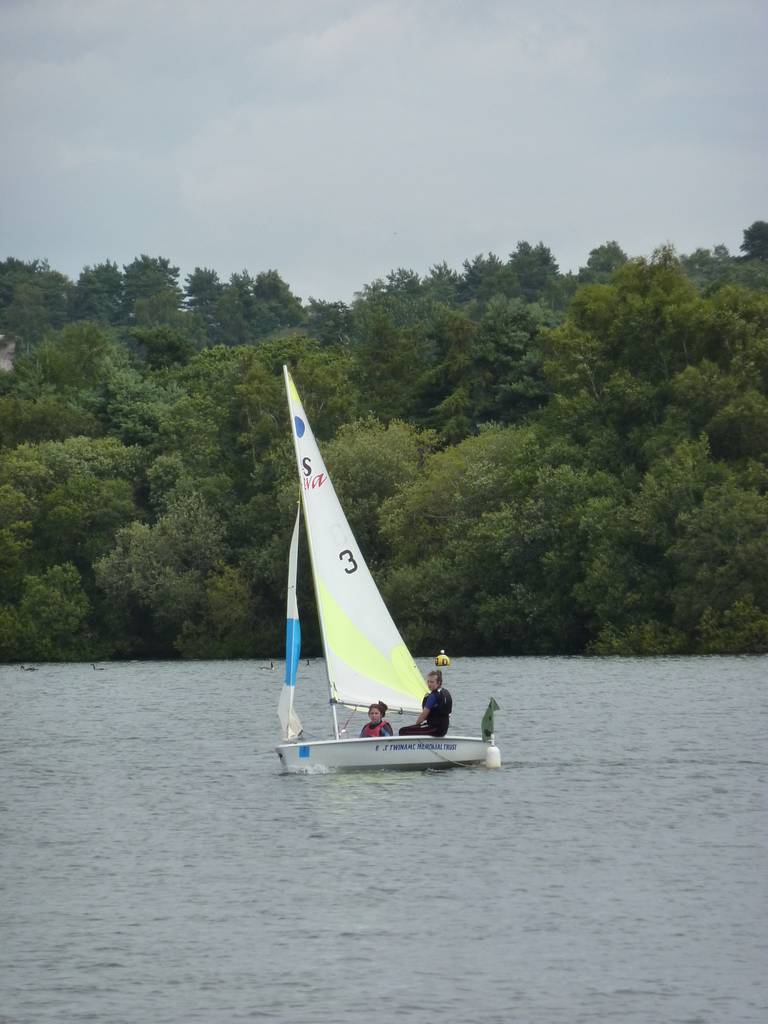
xmin=287 ymin=373 xmax=301 ymax=404
xmin=317 ymin=579 xmax=426 ymax=709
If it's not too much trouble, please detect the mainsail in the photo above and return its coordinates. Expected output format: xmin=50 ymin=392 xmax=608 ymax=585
xmin=283 ymin=366 xmax=425 ymax=713
xmin=278 ymin=504 xmax=303 ymax=739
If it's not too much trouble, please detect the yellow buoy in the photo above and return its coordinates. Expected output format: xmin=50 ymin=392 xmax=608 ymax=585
xmin=435 ymin=649 xmax=451 ymax=667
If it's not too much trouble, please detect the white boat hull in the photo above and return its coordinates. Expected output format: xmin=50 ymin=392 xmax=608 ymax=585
xmin=276 ymin=734 xmax=491 ymax=772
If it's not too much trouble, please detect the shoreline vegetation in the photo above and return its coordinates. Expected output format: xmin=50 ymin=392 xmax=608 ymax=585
xmin=2 ymin=223 xmax=768 ymax=661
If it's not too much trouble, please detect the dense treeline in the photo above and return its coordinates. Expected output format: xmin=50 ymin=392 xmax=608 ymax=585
xmin=1 ymin=222 xmax=768 ymax=661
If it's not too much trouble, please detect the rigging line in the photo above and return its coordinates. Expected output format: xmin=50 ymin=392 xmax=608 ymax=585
xmin=426 ymin=747 xmax=479 ymax=769
xmin=340 ymin=710 xmax=358 ymax=733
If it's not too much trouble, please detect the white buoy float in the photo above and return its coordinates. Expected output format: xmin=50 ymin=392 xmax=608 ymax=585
xmin=485 ymin=740 xmax=502 ymax=769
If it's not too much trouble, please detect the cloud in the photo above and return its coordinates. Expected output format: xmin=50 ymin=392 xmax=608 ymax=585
xmin=1 ymin=0 xmax=765 ymax=298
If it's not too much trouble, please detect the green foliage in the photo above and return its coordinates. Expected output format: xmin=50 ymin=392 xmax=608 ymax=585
xmin=669 ymin=486 xmax=768 ymax=632
xmin=0 ymin=483 xmax=31 ymax=602
xmin=0 ymin=396 xmax=100 ymax=447
xmin=588 ymin=622 xmax=688 ymax=656
xmin=697 ymin=597 xmax=768 ymax=654
xmin=2 ymin=227 xmax=768 ymax=660
xmin=305 ymin=299 xmax=353 ymax=346
xmin=95 ymin=493 xmax=229 ymax=652
xmin=71 ymin=262 xmax=123 ymax=324
xmin=473 ymin=297 xmax=550 ymax=423
xmin=216 ymin=269 xmax=304 ymax=344
xmin=122 ymin=255 xmax=182 ymax=323
xmin=352 ymin=313 xmax=427 ymax=423
xmin=508 ymin=241 xmax=560 ymax=304
xmin=175 ymin=565 xmax=260 ymax=658
xmin=680 ymin=244 xmax=768 ymax=293
xmin=0 ymin=258 xmax=73 ymax=349
xmin=184 ymin=267 xmax=224 ymax=344
xmin=4 ymin=563 xmax=93 ymax=662
xmin=0 ymin=436 xmax=143 ymax=605
xmin=131 ymin=325 xmax=197 ymax=369
xmin=740 ymin=221 xmax=768 ymax=261
xmin=10 ymin=321 xmax=119 ymax=403
xmin=578 ymin=241 xmax=628 ymax=283
xmin=251 ymin=269 xmax=304 ymax=336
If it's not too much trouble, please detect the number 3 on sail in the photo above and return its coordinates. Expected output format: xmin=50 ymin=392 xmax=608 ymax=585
xmin=275 ymin=366 xmax=501 ymax=772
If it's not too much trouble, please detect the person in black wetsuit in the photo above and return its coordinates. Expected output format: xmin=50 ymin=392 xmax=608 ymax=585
xmin=398 ymin=670 xmax=452 ymax=737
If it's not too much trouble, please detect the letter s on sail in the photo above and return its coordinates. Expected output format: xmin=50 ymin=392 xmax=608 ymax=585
xmin=302 ymin=457 xmax=312 ymax=477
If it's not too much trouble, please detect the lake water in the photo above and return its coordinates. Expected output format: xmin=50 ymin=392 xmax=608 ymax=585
xmin=1 ymin=656 xmax=766 ymax=1024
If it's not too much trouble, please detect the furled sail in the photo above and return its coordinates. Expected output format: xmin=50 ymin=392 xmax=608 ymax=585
xmin=278 ymin=504 xmax=303 ymax=739
xmin=283 ymin=366 xmax=425 ymax=713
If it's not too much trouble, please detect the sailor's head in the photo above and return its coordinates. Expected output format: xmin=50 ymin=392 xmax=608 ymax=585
xmin=368 ymin=702 xmax=384 ymax=721
xmin=427 ymin=670 xmax=442 ymax=689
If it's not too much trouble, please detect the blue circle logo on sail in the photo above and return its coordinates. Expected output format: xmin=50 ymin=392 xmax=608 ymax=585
xmin=294 ymin=416 xmax=305 ymax=437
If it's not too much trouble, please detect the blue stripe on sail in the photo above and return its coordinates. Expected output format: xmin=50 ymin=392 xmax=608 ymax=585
xmin=284 ymin=617 xmax=301 ymax=685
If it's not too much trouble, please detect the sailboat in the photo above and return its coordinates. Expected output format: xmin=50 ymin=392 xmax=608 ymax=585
xmin=275 ymin=366 xmax=500 ymax=772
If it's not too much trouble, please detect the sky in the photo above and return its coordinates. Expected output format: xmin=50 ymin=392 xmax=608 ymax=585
xmin=1 ymin=0 xmax=765 ymax=302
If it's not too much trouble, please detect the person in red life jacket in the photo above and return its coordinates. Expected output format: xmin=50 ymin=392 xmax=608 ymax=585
xmin=398 ymin=669 xmax=452 ymax=737
xmin=360 ymin=702 xmax=393 ymax=738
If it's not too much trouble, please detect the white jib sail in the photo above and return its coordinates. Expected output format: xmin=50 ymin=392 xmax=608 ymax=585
xmin=278 ymin=504 xmax=303 ymax=739
xmin=283 ymin=366 xmax=426 ymax=714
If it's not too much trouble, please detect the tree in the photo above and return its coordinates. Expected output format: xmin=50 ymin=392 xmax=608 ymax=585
xmin=184 ymin=267 xmax=223 ymax=343
xmin=4 ymin=282 xmax=50 ymax=348
xmin=305 ymin=298 xmax=353 ymax=346
xmin=417 ymin=309 xmax=477 ymax=442
xmin=8 ymin=321 xmax=117 ymax=405
xmin=680 ymin=245 xmax=733 ymax=291
xmin=131 ymin=325 xmax=197 ymax=369
xmin=353 ymin=269 xmax=429 ymax=330
xmin=740 ymin=221 xmax=768 ymax=261
xmin=423 ymin=262 xmax=460 ymax=306
xmin=697 ymin=596 xmax=768 ymax=654
xmin=100 ymin=364 xmax=172 ymax=447
xmin=456 ymin=253 xmax=512 ymax=308
xmin=95 ymin=493 xmax=228 ymax=652
xmin=0 ymin=257 xmax=31 ymax=316
xmin=507 ymin=241 xmax=560 ymax=304
xmin=578 ymin=241 xmax=628 ymax=283
xmin=71 ymin=262 xmax=123 ymax=324
xmin=473 ymin=297 xmax=550 ymax=424
xmin=132 ymin=292 xmax=202 ymax=342
xmin=251 ymin=270 xmax=304 ymax=337
xmin=0 ymin=483 xmax=31 ymax=602
xmin=10 ymin=321 xmax=119 ymax=402
xmin=175 ymin=564 xmax=259 ymax=657
xmin=14 ymin=563 xmax=93 ymax=661
xmin=0 ymin=436 xmax=143 ymax=594
xmin=670 ymin=485 xmax=768 ymax=633
xmin=37 ymin=475 xmax=137 ymax=569
xmin=0 ymin=395 xmax=100 ymax=448
xmin=122 ymin=255 xmax=182 ymax=322
xmin=216 ymin=272 xmax=254 ymax=345
xmin=352 ymin=312 xmax=426 ymax=423
xmin=0 ymin=259 xmax=72 ymax=349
